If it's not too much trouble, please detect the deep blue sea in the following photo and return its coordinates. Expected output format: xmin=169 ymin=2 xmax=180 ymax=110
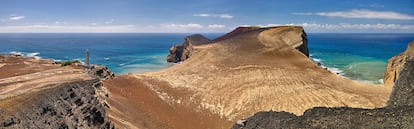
xmin=1 ymin=33 xmax=413 ymax=84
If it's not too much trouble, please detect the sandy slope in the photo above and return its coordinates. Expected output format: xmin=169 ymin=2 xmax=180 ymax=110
xmin=0 ymin=56 xmax=92 ymax=102
xmin=103 ymin=75 xmax=231 ymax=129
xmin=104 ymin=26 xmax=391 ymax=128
xmin=0 ymin=56 xmax=58 ymax=79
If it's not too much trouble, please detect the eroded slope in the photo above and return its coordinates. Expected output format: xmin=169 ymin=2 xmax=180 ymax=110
xmin=0 ymin=56 xmax=114 ymax=128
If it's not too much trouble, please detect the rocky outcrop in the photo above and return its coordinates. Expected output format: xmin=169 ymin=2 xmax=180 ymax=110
xmin=384 ymin=41 xmax=414 ymax=85
xmin=186 ymin=34 xmax=212 ymax=45
xmin=231 ymin=41 xmax=414 ymax=129
xmin=298 ymin=29 xmax=309 ymax=57
xmin=387 ymin=59 xmax=414 ymax=107
xmin=89 ymin=65 xmax=115 ymax=80
xmin=0 ymin=79 xmax=115 ymax=129
xmin=166 ymin=34 xmax=211 ymax=63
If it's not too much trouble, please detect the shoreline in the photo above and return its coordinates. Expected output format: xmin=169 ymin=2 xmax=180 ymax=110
xmin=1 ymin=26 xmax=409 ymax=128
xmin=310 ymin=55 xmax=386 ymax=84
xmin=1 ymin=49 xmax=386 ymax=85
xmin=2 ymin=32 xmax=411 ymax=84
xmin=0 ymin=52 xmax=385 ymax=86
xmin=0 ymin=46 xmax=386 ymax=85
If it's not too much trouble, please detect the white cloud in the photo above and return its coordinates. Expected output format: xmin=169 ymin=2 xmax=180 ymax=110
xmin=90 ymin=23 xmax=97 ymax=26
xmin=0 ymin=25 xmax=138 ymax=33
xmin=9 ymin=15 xmax=25 ymax=20
xmin=208 ymin=24 xmax=226 ymax=29
xmin=236 ymin=24 xmax=284 ymax=28
xmin=161 ymin=23 xmax=203 ymax=29
xmin=238 ymin=24 xmax=253 ymax=27
xmin=193 ymin=14 xmax=211 ymax=17
xmin=256 ymin=23 xmax=414 ymax=33
xmin=3 ymin=22 xmax=412 ymax=33
xmin=218 ymin=14 xmax=233 ymax=19
xmin=193 ymin=13 xmax=234 ymax=19
xmin=293 ymin=9 xmax=414 ymax=20
xmin=265 ymin=24 xmax=283 ymax=27
xmin=0 ymin=23 xmax=211 ymax=33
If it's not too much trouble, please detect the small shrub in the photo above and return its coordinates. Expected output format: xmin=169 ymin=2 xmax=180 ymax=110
xmin=61 ymin=60 xmax=80 ymax=67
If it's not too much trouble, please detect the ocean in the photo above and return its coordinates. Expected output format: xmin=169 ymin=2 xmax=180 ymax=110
xmin=1 ymin=33 xmax=413 ymax=84
xmin=0 ymin=33 xmax=221 ymax=74
xmin=308 ymin=33 xmax=413 ymax=84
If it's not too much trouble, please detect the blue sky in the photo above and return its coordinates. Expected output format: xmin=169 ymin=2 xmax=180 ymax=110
xmin=0 ymin=0 xmax=413 ymax=33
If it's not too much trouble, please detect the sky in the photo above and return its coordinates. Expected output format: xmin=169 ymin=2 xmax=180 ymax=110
xmin=0 ymin=0 xmax=413 ymax=33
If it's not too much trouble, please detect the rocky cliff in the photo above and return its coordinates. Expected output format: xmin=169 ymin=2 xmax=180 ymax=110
xmin=384 ymin=41 xmax=414 ymax=85
xmin=0 ymin=56 xmax=114 ymax=129
xmin=387 ymin=59 xmax=414 ymax=107
xmin=0 ymin=80 xmax=114 ymax=129
xmin=166 ymin=34 xmax=211 ymax=63
xmin=231 ymin=41 xmax=414 ymax=129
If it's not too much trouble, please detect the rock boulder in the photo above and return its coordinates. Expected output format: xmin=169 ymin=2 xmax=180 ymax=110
xmin=166 ymin=34 xmax=211 ymax=63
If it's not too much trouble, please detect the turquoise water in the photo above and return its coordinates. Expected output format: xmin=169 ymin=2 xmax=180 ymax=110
xmin=308 ymin=33 xmax=414 ymax=84
xmin=0 ymin=33 xmax=413 ymax=84
xmin=0 ymin=33 xmax=221 ymax=74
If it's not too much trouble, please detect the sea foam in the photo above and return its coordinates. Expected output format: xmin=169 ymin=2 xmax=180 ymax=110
xmin=27 ymin=52 xmax=41 ymax=59
xmin=10 ymin=51 xmax=42 ymax=59
xmin=311 ymin=57 xmax=344 ymax=76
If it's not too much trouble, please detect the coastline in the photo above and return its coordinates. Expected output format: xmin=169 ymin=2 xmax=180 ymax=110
xmin=0 ymin=51 xmax=385 ymax=86
xmin=1 ymin=26 xmax=412 ymax=128
xmin=2 ymin=32 xmax=409 ymax=84
xmin=310 ymin=56 xmax=386 ymax=84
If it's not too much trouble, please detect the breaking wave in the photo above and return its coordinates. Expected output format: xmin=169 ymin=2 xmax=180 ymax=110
xmin=310 ymin=57 xmax=344 ymax=76
xmin=9 ymin=51 xmax=42 ymax=59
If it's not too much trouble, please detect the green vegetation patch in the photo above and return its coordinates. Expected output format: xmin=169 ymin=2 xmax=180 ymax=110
xmin=60 ymin=60 xmax=80 ymax=67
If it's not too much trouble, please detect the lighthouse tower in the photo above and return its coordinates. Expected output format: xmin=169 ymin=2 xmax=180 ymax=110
xmin=86 ymin=49 xmax=90 ymax=66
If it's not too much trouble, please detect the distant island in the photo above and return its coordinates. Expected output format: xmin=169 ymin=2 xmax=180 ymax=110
xmin=1 ymin=26 xmax=413 ymax=129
